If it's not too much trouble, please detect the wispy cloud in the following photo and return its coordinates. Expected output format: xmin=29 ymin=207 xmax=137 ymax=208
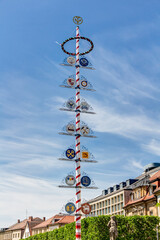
xmin=142 ymin=139 xmax=160 ymax=156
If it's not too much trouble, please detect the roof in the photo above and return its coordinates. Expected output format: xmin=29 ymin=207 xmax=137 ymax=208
xmin=7 ymin=218 xmax=42 ymax=231
xmin=124 ymin=193 xmax=156 ymax=208
xmin=6 ymin=219 xmax=27 ymax=231
xmin=32 ymin=215 xmax=65 ymax=229
xmin=53 ymin=216 xmax=74 ymax=225
xmin=150 ymin=170 xmax=160 ymax=182
xmin=153 ymin=187 xmax=160 ymax=194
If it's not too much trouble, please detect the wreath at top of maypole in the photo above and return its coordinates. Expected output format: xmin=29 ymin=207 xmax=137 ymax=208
xmin=61 ymin=16 xmax=94 ymax=56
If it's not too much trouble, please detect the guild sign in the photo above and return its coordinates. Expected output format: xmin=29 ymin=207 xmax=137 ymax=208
xmin=65 ymin=202 xmax=76 ymax=214
xmin=81 ymin=151 xmax=90 ymax=159
xmin=80 ymin=58 xmax=89 ymax=67
xmin=67 ymin=56 xmax=76 ymax=65
xmin=66 ymin=100 xmax=76 ymax=110
xmin=81 ymin=176 xmax=91 ymax=187
xmin=66 ymin=148 xmax=75 ymax=159
xmin=66 ymin=124 xmax=75 ymax=134
xmin=81 ymin=80 xmax=88 ymax=88
xmin=65 ymin=175 xmax=76 ymax=185
xmin=81 ymin=203 xmax=91 ymax=215
xmin=67 ymin=78 xmax=76 ymax=87
xmin=80 ymin=102 xmax=89 ymax=111
xmin=81 ymin=125 xmax=90 ymax=135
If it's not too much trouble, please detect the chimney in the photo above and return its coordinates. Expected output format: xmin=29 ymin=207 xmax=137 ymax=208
xmin=17 ymin=219 xmax=20 ymax=223
xmin=43 ymin=217 xmax=46 ymax=221
xmin=29 ymin=216 xmax=33 ymax=221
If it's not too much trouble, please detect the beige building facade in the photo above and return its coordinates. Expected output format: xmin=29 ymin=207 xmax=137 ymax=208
xmin=3 ymin=217 xmax=43 ymax=240
xmin=32 ymin=215 xmax=74 ymax=235
xmin=88 ymin=180 xmax=135 ymax=216
xmin=0 ymin=229 xmax=8 ymax=240
xmin=124 ymin=169 xmax=160 ymax=216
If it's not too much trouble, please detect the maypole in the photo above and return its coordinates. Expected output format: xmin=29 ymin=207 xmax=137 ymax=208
xmin=59 ymin=16 xmax=96 ymax=240
xmin=75 ymin=25 xmax=81 ymax=239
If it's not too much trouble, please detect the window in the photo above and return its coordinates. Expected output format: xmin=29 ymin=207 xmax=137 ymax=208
xmin=115 ymin=196 xmax=117 ymax=203
xmin=121 ymin=194 xmax=123 ymax=201
xmin=100 ymin=202 xmax=101 ymax=208
xmin=108 ymin=199 xmax=110 ymax=205
xmin=131 ymin=193 xmax=133 ymax=201
xmin=118 ymin=195 xmax=120 ymax=202
xmin=112 ymin=198 xmax=114 ymax=204
xmin=150 ymin=210 xmax=153 ymax=216
xmin=135 ymin=192 xmax=137 ymax=199
xmin=105 ymin=200 xmax=107 ymax=206
xmin=149 ymin=187 xmax=153 ymax=195
xmin=138 ymin=190 xmax=141 ymax=198
xmin=108 ymin=207 xmax=110 ymax=213
xmin=112 ymin=206 xmax=114 ymax=212
xmin=105 ymin=208 xmax=108 ymax=214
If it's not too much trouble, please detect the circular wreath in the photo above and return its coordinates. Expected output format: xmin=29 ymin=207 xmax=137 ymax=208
xmin=61 ymin=36 xmax=94 ymax=56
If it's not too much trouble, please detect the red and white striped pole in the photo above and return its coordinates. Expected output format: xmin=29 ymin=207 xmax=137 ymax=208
xmin=75 ymin=26 xmax=81 ymax=240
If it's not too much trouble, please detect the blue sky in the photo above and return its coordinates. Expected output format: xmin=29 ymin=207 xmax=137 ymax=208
xmin=1 ymin=0 xmax=160 ymax=227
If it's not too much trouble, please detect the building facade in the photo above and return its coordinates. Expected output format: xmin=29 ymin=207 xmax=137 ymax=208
xmin=88 ymin=179 xmax=137 ymax=216
xmin=32 ymin=215 xmax=74 ymax=235
xmin=124 ymin=169 xmax=160 ymax=216
xmin=88 ymin=163 xmax=160 ymax=217
xmin=3 ymin=217 xmax=43 ymax=240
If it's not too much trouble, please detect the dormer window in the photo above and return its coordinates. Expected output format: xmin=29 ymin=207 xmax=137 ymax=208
xmin=131 ymin=193 xmax=134 ymax=201
xmin=52 ymin=218 xmax=60 ymax=224
xmin=149 ymin=187 xmax=153 ymax=195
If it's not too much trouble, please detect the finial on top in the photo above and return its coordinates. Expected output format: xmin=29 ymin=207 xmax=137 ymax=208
xmin=73 ymin=16 xmax=83 ymax=25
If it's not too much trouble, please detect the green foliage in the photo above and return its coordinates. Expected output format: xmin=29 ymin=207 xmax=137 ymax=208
xmin=24 ymin=215 xmax=160 ymax=240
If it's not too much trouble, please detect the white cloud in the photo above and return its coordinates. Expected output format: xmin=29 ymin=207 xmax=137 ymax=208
xmin=142 ymin=139 xmax=160 ymax=156
xmin=82 ymin=99 xmax=160 ymax=141
xmin=0 ymin=171 xmax=98 ymax=227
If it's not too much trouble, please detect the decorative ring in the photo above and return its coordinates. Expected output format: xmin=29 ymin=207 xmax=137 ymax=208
xmin=61 ymin=36 xmax=94 ymax=56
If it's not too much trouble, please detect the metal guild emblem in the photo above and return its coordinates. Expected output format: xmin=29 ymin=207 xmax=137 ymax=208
xmin=80 ymin=58 xmax=89 ymax=67
xmin=81 ymin=151 xmax=90 ymax=159
xmin=67 ymin=56 xmax=76 ymax=65
xmin=65 ymin=175 xmax=76 ymax=185
xmin=65 ymin=202 xmax=76 ymax=214
xmin=67 ymin=78 xmax=76 ymax=87
xmin=66 ymin=124 xmax=75 ymax=134
xmin=73 ymin=16 xmax=83 ymax=25
xmin=81 ymin=203 xmax=91 ymax=215
xmin=81 ymin=80 xmax=88 ymax=88
xmin=80 ymin=102 xmax=89 ymax=111
xmin=66 ymin=100 xmax=76 ymax=110
xmin=81 ymin=176 xmax=91 ymax=187
xmin=66 ymin=148 xmax=76 ymax=159
xmin=81 ymin=125 xmax=90 ymax=135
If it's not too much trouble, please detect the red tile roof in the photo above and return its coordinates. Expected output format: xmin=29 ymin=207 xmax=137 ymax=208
xmin=124 ymin=197 xmax=145 ymax=208
xmin=6 ymin=219 xmax=28 ymax=231
xmin=53 ymin=216 xmax=74 ymax=225
xmin=124 ymin=193 xmax=156 ymax=208
xmin=32 ymin=215 xmax=65 ymax=229
xmin=7 ymin=218 xmax=42 ymax=231
xmin=150 ymin=170 xmax=160 ymax=182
